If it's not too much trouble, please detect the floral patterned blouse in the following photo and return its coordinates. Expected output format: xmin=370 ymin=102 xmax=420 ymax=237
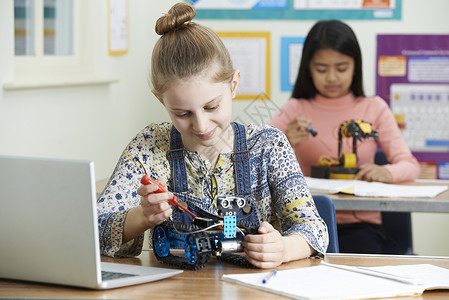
xmin=97 ymin=122 xmax=328 ymax=257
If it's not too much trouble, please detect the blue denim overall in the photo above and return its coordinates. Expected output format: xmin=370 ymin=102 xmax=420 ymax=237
xmin=166 ymin=122 xmax=260 ymax=228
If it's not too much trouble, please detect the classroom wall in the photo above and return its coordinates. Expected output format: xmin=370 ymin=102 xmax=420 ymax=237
xmin=1 ymin=0 xmax=448 ymax=256
xmin=0 ymin=1 xmax=168 ymax=182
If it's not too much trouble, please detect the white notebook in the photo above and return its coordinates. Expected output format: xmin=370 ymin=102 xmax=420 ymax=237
xmin=0 ymin=155 xmax=182 ymax=289
xmin=222 ymin=262 xmax=449 ymax=300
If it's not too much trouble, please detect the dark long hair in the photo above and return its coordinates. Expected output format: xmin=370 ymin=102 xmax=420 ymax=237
xmin=291 ymin=20 xmax=365 ymax=100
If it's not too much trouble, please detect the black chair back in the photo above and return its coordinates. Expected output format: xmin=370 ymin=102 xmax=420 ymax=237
xmin=375 ymin=149 xmax=413 ymax=254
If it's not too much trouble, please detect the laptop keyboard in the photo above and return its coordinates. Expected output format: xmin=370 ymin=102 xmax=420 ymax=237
xmin=101 ymin=270 xmax=138 ymax=281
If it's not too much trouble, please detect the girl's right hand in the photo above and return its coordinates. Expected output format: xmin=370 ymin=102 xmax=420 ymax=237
xmin=285 ymin=116 xmax=312 ymax=146
xmin=137 ymin=181 xmax=173 ymax=228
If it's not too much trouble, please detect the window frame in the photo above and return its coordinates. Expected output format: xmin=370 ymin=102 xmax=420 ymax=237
xmin=5 ymin=0 xmax=117 ymax=90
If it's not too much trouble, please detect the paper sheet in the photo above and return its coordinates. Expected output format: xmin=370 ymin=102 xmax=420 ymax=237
xmin=222 ymin=263 xmax=449 ymax=300
xmin=304 ymin=177 xmax=448 ymax=198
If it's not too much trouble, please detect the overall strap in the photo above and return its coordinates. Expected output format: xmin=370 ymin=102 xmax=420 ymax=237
xmin=167 ymin=123 xmax=251 ymax=196
xmin=231 ymin=122 xmax=251 ymax=196
xmin=167 ymin=126 xmax=188 ymax=193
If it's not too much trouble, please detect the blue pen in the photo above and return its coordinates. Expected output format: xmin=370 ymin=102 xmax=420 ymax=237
xmin=299 ymin=115 xmax=333 ymax=153
xmin=308 ymin=123 xmax=318 ymax=137
xmin=262 ymin=270 xmax=277 ymax=284
xmin=299 ymin=115 xmax=317 ymax=136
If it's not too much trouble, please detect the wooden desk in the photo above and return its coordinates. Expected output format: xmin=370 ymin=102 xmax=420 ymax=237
xmin=1 ymin=252 xmax=448 ymax=299
xmin=327 ymin=180 xmax=449 ymax=213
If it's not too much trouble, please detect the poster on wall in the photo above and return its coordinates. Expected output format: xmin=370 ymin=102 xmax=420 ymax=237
xmin=280 ymin=37 xmax=305 ymax=92
xmin=108 ymin=0 xmax=128 ymax=55
xmin=376 ymin=34 xmax=449 ymax=179
xmin=218 ymin=32 xmax=271 ymax=100
xmin=187 ymin=0 xmax=401 ymax=20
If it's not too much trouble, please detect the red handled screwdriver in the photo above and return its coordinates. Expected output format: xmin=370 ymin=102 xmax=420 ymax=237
xmin=140 ymin=174 xmax=197 ymax=218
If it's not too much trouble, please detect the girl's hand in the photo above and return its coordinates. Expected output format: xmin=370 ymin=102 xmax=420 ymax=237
xmin=122 ymin=179 xmax=173 ymax=244
xmin=285 ymin=117 xmax=311 ymax=146
xmin=137 ymin=180 xmax=173 ymax=228
xmin=243 ymin=222 xmax=285 ymax=269
xmin=355 ymin=163 xmax=393 ymax=183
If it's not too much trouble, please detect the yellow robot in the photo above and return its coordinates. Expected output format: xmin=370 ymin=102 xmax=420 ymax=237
xmin=330 ymin=120 xmax=378 ymax=179
xmin=312 ymin=120 xmax=378 ymax=180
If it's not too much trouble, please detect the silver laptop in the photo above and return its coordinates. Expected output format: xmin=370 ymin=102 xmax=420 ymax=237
xmin=0 ymin=155 xmax=182 ymax=289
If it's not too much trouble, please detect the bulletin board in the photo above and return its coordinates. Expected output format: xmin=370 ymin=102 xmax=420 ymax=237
xmin=376 ymin=34 xmax=449 ymax=179
xmin=217 ymin=32 xmax=271 ymax=100
xmin=188 ymin=0 xmax=401 ymax=20
xmin=280 ymin=37 xmax=305 ymax=92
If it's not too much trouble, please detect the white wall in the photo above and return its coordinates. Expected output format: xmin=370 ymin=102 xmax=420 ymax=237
xmin=1 ymin=0 xmax=448 ymax=256
xmin=0 ymin=1 xmax=171 ymax=181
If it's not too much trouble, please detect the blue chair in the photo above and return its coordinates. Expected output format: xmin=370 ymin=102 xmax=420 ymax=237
xmin=313 ymin=195 xmax=339 ymax=253
xmin=375 ymin=149 xmax=413 ymax=255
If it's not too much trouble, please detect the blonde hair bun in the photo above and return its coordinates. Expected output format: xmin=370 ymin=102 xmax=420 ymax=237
xmin=155 ymin=2 xmax=196 ymax=36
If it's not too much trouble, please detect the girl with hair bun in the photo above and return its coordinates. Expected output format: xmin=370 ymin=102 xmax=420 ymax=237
xmin=97 ymin=2 xmax=327 ymax=268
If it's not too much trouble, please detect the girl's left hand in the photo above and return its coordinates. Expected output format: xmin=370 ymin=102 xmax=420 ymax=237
xmin=355 ymin=163 xmax=393 ymax=183
xmin=243 ymin=221 xmax=285 ymax=269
